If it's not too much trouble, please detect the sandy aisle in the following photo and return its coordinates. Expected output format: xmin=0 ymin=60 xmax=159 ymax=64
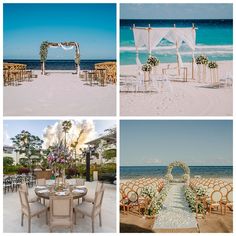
xmin=120 ymin=61 xmax=232 ymax=116
xmin=4 ymin=71 xmax=116 ymax=116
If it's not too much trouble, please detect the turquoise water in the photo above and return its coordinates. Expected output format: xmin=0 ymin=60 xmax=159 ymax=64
xmin=120 ymin=19 xmax=233 ymax=65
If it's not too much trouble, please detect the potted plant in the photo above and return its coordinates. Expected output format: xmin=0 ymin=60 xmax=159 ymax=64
xmin=142 ymin=63 xmax=152 ymax=82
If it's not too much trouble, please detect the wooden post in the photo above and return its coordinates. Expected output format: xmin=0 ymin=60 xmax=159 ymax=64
xmin=148 ymin=24 xmax=151 ymax=56
xmin=174 ymin=24 xmax=180 ymax=76
xmin=192 ymin=23 xmax=195 ymax=80
xmin=42 ymin=61 xmax=45 ymax=75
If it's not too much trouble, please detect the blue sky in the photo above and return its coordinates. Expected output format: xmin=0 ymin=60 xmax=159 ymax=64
xmin=4 ymin=4 xmax=116 ymax=59
xmin=3 ymin=120 xmax=116 ymax=146
xmin=120 ymin=4 xmax=233 ymax=20
xmin=120 ymin=120 xmax=232 ymax=166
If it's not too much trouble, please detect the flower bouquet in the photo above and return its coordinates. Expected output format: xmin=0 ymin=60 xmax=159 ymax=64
xmin=196 ymin=55 xmax=208 ymax=82
xmin=47 ymin=143 xmax=73 ymax=183
xmin=208 ymin=61 xmax=218 ymax=84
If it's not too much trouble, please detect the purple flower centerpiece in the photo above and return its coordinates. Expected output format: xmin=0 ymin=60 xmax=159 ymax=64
xmin=47 ymin=143 xmax=73 ymax=183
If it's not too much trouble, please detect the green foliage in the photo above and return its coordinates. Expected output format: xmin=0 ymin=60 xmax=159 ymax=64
xmin=102 ymin=149 xmax=116 ymax=160
xmin=3 ymin=156 xmax=14 ymax=166
xmin=41 ymin=158 xmax=50 ymax=170
xmin=62 ymin=120 xmax=72 ymax=133
xmin=11 ymin=130 xmax=43 ymax=159
xmin=3 ymin=164 xmax=22 ymax=175
xmin=40 ymin=41 xmax=49 ymax=62
xmin=19 ymin=158 xmax=30 ymax=167
xmin=184 ymin=186 xmax=206 ymax=214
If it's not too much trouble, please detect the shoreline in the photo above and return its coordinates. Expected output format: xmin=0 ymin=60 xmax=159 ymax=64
xmin=120 ymin=177 xmax=233 ymax=184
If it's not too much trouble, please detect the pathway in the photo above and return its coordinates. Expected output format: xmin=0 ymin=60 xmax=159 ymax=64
xmin=153 ymin=183 xmax=197 ymax=231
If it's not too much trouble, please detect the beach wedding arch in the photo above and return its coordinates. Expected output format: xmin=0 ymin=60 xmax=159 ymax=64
xmin=40 ymin=41 xmax=80 ymax=75
xmin=132 ymin=24 xmax=196 ymax=79
xmin=165 ymin=161 xmax=190 ymax=183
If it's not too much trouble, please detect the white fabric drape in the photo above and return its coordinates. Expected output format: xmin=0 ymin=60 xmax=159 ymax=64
xmin=133 ymin=28 xmax=148 ymax=49
xmin=49 ymin=45 xmax=59 ymax=48
xmin=149 ymin=28 xmax=170 ymax=53
xmin=59 ymin=43 xmax=74 ymax=50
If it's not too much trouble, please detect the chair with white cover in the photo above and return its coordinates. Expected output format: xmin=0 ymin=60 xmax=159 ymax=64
xmin=19 ymin=188 xmax=48 ymax=233
xmin=74 ymin=188 xmax=105 ymax=232
xmin=49 ymin=195 xmax=74 ymax=232
xmin=208 ymin=190 xmax=223 ymax=214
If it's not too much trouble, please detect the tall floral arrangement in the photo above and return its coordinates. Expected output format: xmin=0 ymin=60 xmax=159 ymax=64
xmin=47 ymin=143 xmax=73 ymax=177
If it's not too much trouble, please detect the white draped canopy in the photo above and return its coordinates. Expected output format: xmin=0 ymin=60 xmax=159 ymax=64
xmin=133 ymin=26 xmax=196 ymax=66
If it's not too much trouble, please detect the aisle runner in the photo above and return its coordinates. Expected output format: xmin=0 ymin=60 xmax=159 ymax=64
xmin=153 ymin=183 xmax=197 ymax=231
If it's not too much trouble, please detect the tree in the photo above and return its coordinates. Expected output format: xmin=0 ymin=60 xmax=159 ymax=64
xmin=11 ymin=130 xmax=43 ymax=168
xmin=62 ymin=120 xmax=72 ymax=147
xmin=102 ymin=149 xmax=116 ymax=161
xmin=3 ymin=156 xmax=14 ymax=166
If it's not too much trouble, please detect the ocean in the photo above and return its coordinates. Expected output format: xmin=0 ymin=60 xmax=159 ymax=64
xmin=120 ymin=166 xmax=233 ymax=179
xmin=120 ymin=19 xmax=233 ymax=65
xmin=3 ymin=59 xmax=116 ymax=70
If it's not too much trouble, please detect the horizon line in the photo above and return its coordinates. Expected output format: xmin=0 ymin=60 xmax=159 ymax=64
xmin=3 ymin=58 xmax=116 ymax=61
xmin=120 ymin=18 xmax=232 ymax=21
xmin=121 ymin=165 xmax=233 ymax=167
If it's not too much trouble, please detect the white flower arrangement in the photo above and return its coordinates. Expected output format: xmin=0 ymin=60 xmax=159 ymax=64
xmin=165 ymin=161 xmax=190 ymax=182
xmin=184 ymin=186 xmax=206 ymax=214
xmin=142 ymin=63 xmax=152 ymax=72
xmin=144 ymin=184 xmax=171 ymax=216
xmin=196 ymin=55 xmax=208 ymax=65
xmin=208 ymin=61 xmax=218 ymax=69
xmin=195 ymin=186 xmax=207 ymax=197
xmin=147 ymin=56 xmax=160 ymax=67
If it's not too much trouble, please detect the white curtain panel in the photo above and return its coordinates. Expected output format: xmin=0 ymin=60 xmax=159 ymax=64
xmin=149 ymin=28 xmax=170 ymax=53
xmin=59 ymin=43 xmax=74 ymax=50
xmin=133 ymin=28 xmax=149 ymax=49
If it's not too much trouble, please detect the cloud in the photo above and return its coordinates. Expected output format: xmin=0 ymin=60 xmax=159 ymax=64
xmin=43 ymin=120 xmax=96 ymax=151
xmin=3 ymin=125 xmax=11 ymax=146
xmin=144 ymin=158 xmax=163 ymax=165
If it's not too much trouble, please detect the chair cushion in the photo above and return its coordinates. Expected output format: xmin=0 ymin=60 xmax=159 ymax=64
xmin=83 ymin=194 xmax=94 ymax=203
xmin=29 ymin=202 xmax=47 ymax=216
xmin=75 ymin=202 xmax=93 ymax=217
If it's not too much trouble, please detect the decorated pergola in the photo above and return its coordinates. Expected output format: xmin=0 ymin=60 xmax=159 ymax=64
xmin=132 ymin=24 xmax=196 ymax=79
xmin=40 ymin=41 xmax=80 ymax=75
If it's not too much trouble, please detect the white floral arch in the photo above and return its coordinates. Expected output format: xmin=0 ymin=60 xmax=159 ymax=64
xmin=165 ymin=161 xmax=190 ymax=182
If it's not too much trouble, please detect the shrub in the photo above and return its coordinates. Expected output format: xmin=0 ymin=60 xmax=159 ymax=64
xmin=17 ymin=167 xmax=30 ymax=175
xmin=66 ymin=167 xmax=78 ymax=178
xmin=102 ymin=149 xmax=116 ymax=161
xmin=3 ymin=156 xmax=14 ymax=166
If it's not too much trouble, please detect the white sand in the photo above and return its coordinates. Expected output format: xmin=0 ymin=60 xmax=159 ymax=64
xmin=4 ymin=70 xmax=116 ymax=116
xmin=120 ymin=61 xmax=232 ymax=116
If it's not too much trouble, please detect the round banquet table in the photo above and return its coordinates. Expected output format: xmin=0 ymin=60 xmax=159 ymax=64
xmin=34 ymin=186 xmax=87 ymax=200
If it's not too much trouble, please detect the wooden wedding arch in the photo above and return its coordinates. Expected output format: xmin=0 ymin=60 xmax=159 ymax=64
xmin=40 ymin=41 xmax=80 ymax=75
